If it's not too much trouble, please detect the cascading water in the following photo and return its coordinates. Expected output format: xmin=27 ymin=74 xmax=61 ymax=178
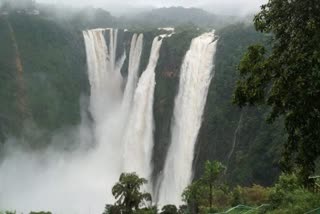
xmin=83 ymin=29 xmax=125 ymax=119
xmin=84 ymin=30 xmax=165 ymax=201
xmin=83 ymin=28 xmax=127 ymax=206
xmin=0 ymin=29 xmax=145 ymax=214
xmin=158 ymin=32 xmax=218 ymax=206
xmin=0 ymin=28 xmax=131 ymax=214
xmin=122 ymin=36 xmax=164 ymax=195
xmin=0 ymin=26 xmax=218 ymax=213
xmin=122 ymin=33 xmax=144 ymax=114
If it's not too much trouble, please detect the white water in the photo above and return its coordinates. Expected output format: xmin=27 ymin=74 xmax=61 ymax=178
xmin=82 ymin=28 xmax=128 ymax=206
xmin=158 ymin=32 xmax=218 ymax=206
xmin=0 ymin=29 xmax=149 ymax=214
xmin=122 ymin=37 xmax=163 ymax=195
xmin=83 ymin=29 xmax=125 ymax=120
xmin=122 ymin=33 xmax=144 ymax=113
xmin=0 ymin=27 xmax=218 ymax=212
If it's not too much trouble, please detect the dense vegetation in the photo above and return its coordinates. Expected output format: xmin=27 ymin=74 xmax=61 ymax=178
xmin=182 ymin=162 xmax=320 ymax=213
xmin=234 ymin=0 xmax=320 ymax=184
xmin=102 ymin=163 xmax=320 ymax=214
xmin=2 ymin=164 xmax=320 ymax=213
xmin=0 ymin=14 xmax=88 ymax=150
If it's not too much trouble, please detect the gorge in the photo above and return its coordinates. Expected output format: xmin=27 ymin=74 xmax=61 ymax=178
xmin=0 ymin=9 xmax=284 ymax=213
xmin=82 ymin=28 xmax=218 ymax=207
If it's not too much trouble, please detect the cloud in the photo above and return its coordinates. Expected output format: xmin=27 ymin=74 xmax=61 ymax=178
xmin=36 ymin=0 xmax=267 ymax=15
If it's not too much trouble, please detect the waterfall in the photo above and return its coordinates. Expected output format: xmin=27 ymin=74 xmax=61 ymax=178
xmin=83 ymin=29 xmax=125 ymax=120
xmin=0 ymin=26 xmax=224 ymax=214
xmin=83 ymin=29 xmax=163 ymax=205
xmin=83 ymin=28 xmax=127 ymax=205
xmin=122 ymin=36 xmax=164 ymax=195
xmin=122 ymin=33 xmax=144 ymax=113
xmin=158 ymin=32 xmax=218 ymax=206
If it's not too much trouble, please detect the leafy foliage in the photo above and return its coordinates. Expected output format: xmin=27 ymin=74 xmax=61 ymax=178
xmin=109 ymin=172 xmax=152 ymax=214
xmin=183 ymin=162 xmax=320 ymax=214
xmin=160 ymin=205 xmax=178 ymax=214
xmin=268 ymin=173 xmax=320 ymax=213
xmin=231 ymin=185 xmax=270 ymax=206
xmin=183 ymin=161 xmax=230 ymax=213
xmin=202 ymin=161 xmax=226 ymax=208
xmin=234 ymin=0 xmax=320 ymax=184
xmin=0 ymin=14 xmax=88 ymax=149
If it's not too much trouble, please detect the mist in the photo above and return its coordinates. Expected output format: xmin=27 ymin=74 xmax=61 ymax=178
xmin=0 ymin=97 xmax=112 ymax=214
xmin=36 ymin=0 xmax=267 ymax=16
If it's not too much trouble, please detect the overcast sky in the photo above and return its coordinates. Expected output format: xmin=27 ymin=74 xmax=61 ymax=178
xmin=37 ymin=0 xmax=267 ymax=15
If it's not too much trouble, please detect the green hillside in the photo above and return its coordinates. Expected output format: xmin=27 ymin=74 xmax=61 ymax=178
xmin=0 ymin=14 xmax=88 ymax=148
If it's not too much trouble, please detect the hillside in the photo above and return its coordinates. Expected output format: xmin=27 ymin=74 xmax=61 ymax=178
xmin=0 ymin=14 xmax=88 ymax=149
xmin=122 ymin=7 xmax=238 ymax=29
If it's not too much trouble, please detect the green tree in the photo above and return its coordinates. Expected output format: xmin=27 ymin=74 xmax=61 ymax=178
xmin=182 ymin=161 xmax=227 ymax=213
xmin=111 ymin=172 xmax=152 ymax=214
xmin=103 ymin=204 xmax=121 ymax=214
xmin=160 ymin=205 xmax=178 ymax=214
xmin=233 ymin=0 xmax=320 ymax=184
xmin=133 ymin=206 xmax=157 ymax=214
xmin=182 ymin=180 xmax=205 ymax=213
xmin=268 ymin=173 xmax=320 ymax=213
xmin=202 ymin=161 xmax=225 ymax=208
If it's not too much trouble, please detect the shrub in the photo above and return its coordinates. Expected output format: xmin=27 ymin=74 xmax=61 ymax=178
xmin=232 ymin=184 xmax=270 ymax=206
xmin=268 ymin=173 xmax=320 ymax=213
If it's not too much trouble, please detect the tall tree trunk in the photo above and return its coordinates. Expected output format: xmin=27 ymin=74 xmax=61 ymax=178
xmin=209 ymin=183 xmax=212 ymax=208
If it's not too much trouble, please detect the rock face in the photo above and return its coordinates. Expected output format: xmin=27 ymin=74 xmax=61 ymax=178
xmin=0 ymin=14 xmax=283 ymax=204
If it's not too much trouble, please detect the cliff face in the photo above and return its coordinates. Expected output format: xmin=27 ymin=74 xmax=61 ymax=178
xmin=150 ymin=25 xmax=284 ymax=186
xmin=0 ymin=16 xmax=21 ymax=142
xmin=194 ymin=25 xmax=284 ymax=186
xmin=6 ymin=17 xmax=29 ymax=120
xmin=0 ymin=13 xmax=284 ymax=186
xmin=0 ymin=14 xmax=88 ymax=148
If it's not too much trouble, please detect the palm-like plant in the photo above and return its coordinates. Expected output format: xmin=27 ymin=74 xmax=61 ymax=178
xmin=112 ymin=172 xmax=152 ymax=214
xmin=202 ymin=161 xmax=225 ymax=208
xmin=160 ymin=204 xmax=178 ymax=214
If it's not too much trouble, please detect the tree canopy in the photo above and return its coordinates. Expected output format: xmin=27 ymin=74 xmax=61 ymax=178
xmin=109 ymin=172 xmax=152 ymax=214
xmin=234 ymin=0 xmax=320 ymax=184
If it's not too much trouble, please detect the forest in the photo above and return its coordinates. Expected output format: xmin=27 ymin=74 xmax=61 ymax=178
xmin=0 ymin=0 xmax=320 ymax=213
